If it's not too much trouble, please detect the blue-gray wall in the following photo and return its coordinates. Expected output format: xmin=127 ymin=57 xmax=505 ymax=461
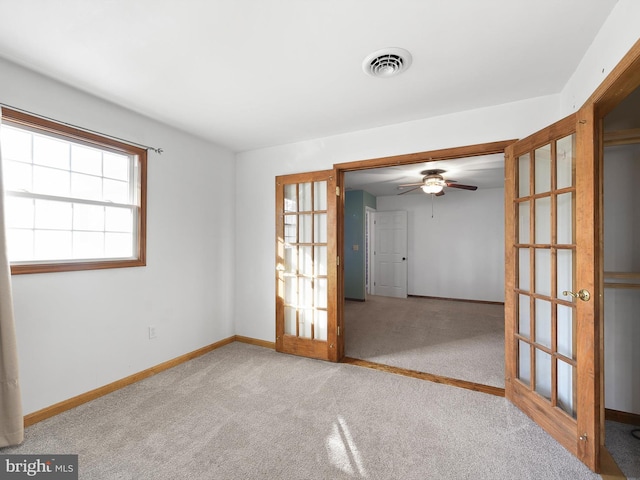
xmin=344 ymin=190 xmax=376 ymax=300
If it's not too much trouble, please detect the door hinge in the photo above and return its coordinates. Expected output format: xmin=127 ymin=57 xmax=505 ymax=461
xmin=336 ymin=186 xmax=340 ymax=196
xmin=337 ymin=256 xmax=340 ymax=266
xmin=338 ymin=326 xmax=341 ymax=336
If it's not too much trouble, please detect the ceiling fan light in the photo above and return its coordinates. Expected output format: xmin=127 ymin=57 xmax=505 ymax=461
xmin=421 ymin=176 xmax=445 ymax=194
xmin=421 ymin=184 xmax=444 ymax=194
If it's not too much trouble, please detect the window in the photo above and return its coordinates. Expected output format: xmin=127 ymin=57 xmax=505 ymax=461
xmin=1 ymin=108 xmax=147 ymax=274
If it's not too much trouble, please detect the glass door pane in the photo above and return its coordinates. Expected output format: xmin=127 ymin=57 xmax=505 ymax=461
xmin=282 ymin=181 xmax=328 ymax=340
xmin=512 ymin=135 xmax=577 ymax=419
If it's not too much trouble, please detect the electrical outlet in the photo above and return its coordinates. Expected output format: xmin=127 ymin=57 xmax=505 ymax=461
xmin=148 ymin=325 xmax=157 ymax=339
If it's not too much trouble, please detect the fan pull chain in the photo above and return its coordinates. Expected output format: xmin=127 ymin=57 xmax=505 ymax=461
xmin=431 ymin=194 xmax=435 ymax=218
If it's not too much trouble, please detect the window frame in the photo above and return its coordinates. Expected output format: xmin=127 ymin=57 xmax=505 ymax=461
xmin=1 ymin=108 xmax=147 ymax=275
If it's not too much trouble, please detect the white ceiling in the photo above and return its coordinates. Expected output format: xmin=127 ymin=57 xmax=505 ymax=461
xmin=0 ymin=1 xmax=618 ymax=153
xmin=344 ymin=153 xmax=505 ymax=197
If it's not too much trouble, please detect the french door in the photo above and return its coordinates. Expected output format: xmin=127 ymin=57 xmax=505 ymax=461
xmin=504 ymin=108 xmax=600 ymax=470
xmin=275 ymin=170 xmax=340 ymax=361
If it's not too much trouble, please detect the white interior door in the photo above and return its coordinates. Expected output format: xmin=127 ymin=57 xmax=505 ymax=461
xmin=373 ymin=210 xmax=407 ymax=298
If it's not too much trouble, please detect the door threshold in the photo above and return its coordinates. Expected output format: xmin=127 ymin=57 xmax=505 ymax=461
xmin=342 ymin=357 xmax=505 ymax=397
xmin=599 ymin=446 xmax=626 ymax=479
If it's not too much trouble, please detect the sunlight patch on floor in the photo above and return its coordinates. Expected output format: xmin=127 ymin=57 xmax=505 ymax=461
xmin=325 ymin=416 xmax=369 ymax=478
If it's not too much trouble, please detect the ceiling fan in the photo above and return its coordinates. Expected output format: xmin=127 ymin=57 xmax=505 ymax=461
xmin=397 ymin=169 xmax=478 ymax=196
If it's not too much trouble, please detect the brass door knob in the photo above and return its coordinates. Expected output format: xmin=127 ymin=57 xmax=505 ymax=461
xmin=562 ymin=289 xmax=591 ymax=302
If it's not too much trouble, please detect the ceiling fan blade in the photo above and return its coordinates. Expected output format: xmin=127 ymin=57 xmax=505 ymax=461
xmin=397 ymin=186 xmax=422 ymax=195
xmin=446 ymin=182 xmax=478 ymax=191
xmin=435 ymin=190 xmax=445 ymax=197
xmin=398 ymin=182 xmax=424 ymax=188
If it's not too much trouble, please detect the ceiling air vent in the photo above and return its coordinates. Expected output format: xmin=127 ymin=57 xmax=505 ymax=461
xmin=362 ymin=48 xmax=412 ymax=78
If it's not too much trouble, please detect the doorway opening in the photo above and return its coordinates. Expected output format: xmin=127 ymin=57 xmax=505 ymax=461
xmin=601 ymin=84 xmax=640 ymax=477
xmin=336 ymin=142 xmax=514 ymax=393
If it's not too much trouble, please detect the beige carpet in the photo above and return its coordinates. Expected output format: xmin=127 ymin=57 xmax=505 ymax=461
xmin=345 ymin=295 xmax=640 ymax=478
xmin=1 ymin=343 xmax=602 ymax=479
xmin=605 ymin=421 xmax=640 ymax=479
xmin=345 ymin=295 xmax=505 ymax=387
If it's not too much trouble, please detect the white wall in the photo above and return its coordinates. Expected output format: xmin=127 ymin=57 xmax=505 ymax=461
xmin=376 ymin=188 xmax=504 ymax=302
xmin=235 ymin=94 xmax=559 ymax=342
xmin=560 ymin=0 xmax=640 ymax=116
xmin=1 ymin=58 xmax=236 ymax=415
